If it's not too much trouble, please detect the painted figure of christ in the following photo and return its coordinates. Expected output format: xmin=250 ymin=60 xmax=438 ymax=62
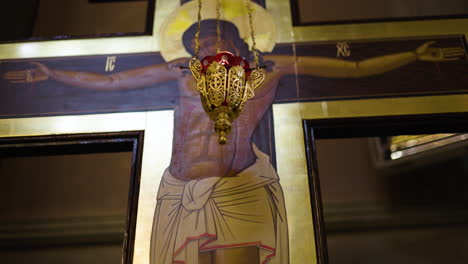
xmin=3 ymin=18 xmax=464 ymax=264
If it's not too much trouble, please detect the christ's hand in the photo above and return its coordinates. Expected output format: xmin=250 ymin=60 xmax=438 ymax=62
xmin=3 ymin=62 xmax=51 ymax=84
xmin=416 ymin=41 xmax=466 ymax=62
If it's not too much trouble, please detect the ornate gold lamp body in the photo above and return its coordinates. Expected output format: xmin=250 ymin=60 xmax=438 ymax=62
xmin=187 ymin=0 xmax=264 ymax=144
xmin=190 ymin=51 xmax=265 ymax=144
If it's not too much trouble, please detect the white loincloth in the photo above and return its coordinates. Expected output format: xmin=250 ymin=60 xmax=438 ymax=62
xmin=150 ymin=145 xmax=289 ymax=264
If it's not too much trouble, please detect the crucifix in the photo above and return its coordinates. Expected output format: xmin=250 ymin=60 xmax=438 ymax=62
xmin=1 ymin=1 xmax=466 ymax=264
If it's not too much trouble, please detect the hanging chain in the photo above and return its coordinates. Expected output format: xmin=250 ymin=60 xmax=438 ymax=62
xmin=246 ymin=0 xmax=259 ymax=68
xmin=195 ymin=0 xmax=258 ymax=66
xmin=216 ymin=0 xmax=221 ymax=53
xmin=194 ymin=0 xmax=202 ymax=59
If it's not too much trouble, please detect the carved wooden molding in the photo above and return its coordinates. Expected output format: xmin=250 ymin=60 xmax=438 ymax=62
xmin=324 ymin=203 xmax=468 ymax=233
xmin=0 ymin=215 xmax=126 ymax=248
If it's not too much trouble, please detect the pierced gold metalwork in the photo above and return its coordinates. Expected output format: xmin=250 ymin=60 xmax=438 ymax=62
xmin=189 ymin=0 xmax=265 ymax=144
xmin=189 ymin=56 xmax=265 ymax=144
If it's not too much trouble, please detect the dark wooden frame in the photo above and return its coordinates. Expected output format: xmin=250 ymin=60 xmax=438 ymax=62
xmin=180 ymin=0 xmax=265 ymax=6
xmin=302 ymin=112 xmax=468 ymax=264
xmin=0 ymin=131 xmax=144 ymax=264
xmin=290 ymin=0 xmax=468 ymax=26
xmin=306 ymin=112 xmax=468 ymax=139
xmin=0 ymin=0 xmax=156 ymax=43
xmin=90 ymin=0 xmax=147 ymax=2
xmin=303 ymin=121 xmax=329 ymax=264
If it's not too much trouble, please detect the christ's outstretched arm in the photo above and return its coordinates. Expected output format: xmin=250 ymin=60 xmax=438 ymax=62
xmin=4 ymin=58 xmax=190 ymax=91
xmin=266 ymin=41 xmax=465 ymax=79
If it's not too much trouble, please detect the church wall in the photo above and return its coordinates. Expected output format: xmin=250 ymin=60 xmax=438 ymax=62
xmin=0 ymin=152 xmax=133 ymax=264
xmin=314 ymin=135 xmax=468 ymax=263
xmin=297 ymin=0 xmax=468 ymax=24
xmin=33 ymin=0 xmax=148 ymax=38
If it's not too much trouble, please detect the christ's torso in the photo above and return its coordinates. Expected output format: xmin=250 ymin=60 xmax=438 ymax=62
xmin=168 ymin=73 xmax=278 ymax=181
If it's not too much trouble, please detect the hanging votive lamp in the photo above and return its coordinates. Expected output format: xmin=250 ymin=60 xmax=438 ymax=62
xmin=189 ymin=0 xmax=265 ymax=144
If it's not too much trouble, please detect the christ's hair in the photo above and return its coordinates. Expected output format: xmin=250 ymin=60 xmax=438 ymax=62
xmin=182 ymin=19 xmax=250 ymax=57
